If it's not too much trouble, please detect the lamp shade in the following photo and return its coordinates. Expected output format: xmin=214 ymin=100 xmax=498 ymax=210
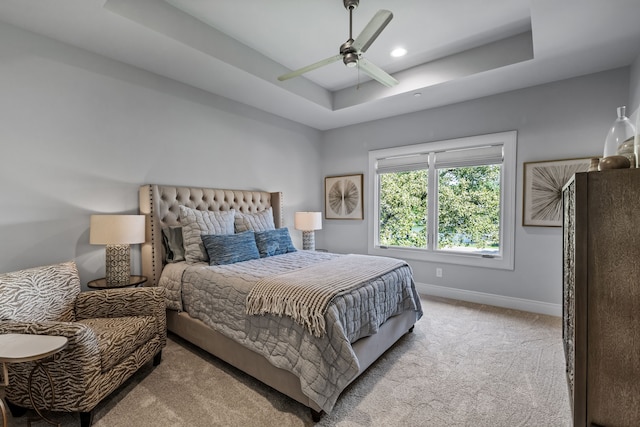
xmin=294 ymin=212 xmax=322 ymax=231
xmin=90 ymin=215 xmax=146 ymax=245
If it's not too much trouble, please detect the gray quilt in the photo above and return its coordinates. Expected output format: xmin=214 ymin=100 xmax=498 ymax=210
xmin=159 ymin=251 xmax=422 ymax=413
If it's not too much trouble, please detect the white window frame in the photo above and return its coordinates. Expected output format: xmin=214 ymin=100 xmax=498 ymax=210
xmin=368 ymin=131 xmax=517 ymax=270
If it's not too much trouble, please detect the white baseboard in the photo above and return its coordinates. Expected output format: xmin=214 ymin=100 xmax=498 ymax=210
xmin=415 ymin=282 xmax=562 ymax=317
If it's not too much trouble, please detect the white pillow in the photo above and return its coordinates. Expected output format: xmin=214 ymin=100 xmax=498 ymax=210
xmin=234 ymin=207 xmax=276 ymax=233
xmin=179 ymin=206 xmax=235 ymax=263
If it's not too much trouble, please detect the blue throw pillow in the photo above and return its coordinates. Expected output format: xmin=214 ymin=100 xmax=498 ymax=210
xmin=254 ymin=228 xmax=297 ymax=258
xmin=201 ymin=231 xmax=260 ymax=265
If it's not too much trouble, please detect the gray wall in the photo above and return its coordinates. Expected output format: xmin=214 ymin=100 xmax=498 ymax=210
xmin=0 ymin=20 xmax=634 ymax=312
xmin=629 ymin=55 xmax=640 ymax=112
xmin=319 ymin=68 xmax=630 ymax=312
xmin=630 ymin=53 xmax=640 ymax=119
xmin=0 ymin=22 xmax=322 ymax=285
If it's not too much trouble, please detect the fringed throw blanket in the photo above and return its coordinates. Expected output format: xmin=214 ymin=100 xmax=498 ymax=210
xmin=246 ymin=254 xmax=405 ymax=337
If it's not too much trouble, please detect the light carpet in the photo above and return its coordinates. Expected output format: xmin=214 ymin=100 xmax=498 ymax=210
xmin=2 ymin=296 xmax=571 ymax=426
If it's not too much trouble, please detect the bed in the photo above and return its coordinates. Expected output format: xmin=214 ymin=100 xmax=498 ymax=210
xmin=139 ymin=184 xmax=423 ymax=420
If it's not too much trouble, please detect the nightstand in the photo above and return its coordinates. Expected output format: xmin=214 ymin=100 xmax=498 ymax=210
xmin=87 ymin=275 xmax=147 ymax=289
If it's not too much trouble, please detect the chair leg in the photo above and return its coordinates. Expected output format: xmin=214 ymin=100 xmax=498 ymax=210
xmin=311 ymin=408 xmax=323 ymax=422
xmin=153 ymin=351 xmax=162 ymax=366
xmin=4 ymin=398 xmax=27 ymax=417
xmin=79 ymin=411 xmax=94 ymax=427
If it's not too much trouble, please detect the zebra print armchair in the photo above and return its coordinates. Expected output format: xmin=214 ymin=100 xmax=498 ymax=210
xmin=0 ymin=261 xmax=166 ymax=427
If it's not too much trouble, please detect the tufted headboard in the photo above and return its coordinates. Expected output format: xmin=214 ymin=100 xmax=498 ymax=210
xmin=139 ymin=184 xmax=283 ymax=286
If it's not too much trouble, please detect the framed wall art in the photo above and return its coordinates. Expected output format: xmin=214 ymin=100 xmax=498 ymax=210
xmin=325 ymin=174 xmax=364 ymax=220
xmin=522 ymin=157 xmax=593 ymax=227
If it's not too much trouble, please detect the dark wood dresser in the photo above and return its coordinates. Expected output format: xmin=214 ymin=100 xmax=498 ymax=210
xmin=562 ymin=168 xmax=640 ymax=427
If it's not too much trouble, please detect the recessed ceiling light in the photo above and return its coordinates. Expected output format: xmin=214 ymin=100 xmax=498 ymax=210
xmin=390 ymin=47 xmax=407 ymax=58
xmin=413 ymin=92 xmax=422 ymax=97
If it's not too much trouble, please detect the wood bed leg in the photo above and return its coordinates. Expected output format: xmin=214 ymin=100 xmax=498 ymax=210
xmin=311 ymin=408 xmax=323 ymax=422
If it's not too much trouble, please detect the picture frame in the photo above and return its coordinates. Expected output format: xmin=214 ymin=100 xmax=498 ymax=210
xmin=325 ymin=174 xmax=364 ymax=220
xmin=522 ymin=157 xmax=594 ymax=227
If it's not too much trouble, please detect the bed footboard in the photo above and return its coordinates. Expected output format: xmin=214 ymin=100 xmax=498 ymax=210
xmin=166 ymin=308 xmax=417 ymax=417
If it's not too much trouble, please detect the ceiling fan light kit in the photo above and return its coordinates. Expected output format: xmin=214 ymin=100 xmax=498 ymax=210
xmin=278 ymin=0 xmax=399 ymax=87
xmin=343 ymin=52 xmax=359 ymax=68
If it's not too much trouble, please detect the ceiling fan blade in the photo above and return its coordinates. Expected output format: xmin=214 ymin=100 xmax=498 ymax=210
xmin=358 ymin=58 xmax=398 ymax=87
xmin=278 ymin=54 xmax=342 ymax=81
xmin=352 ymin=9 xmax=393 ymax=53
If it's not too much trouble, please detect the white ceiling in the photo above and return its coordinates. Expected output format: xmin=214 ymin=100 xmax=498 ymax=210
xmin=1 ymin=0 xmax=639 ymax=130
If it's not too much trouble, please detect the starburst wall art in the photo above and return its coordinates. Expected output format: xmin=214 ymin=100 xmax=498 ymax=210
xmin=324 ymin=174 xmax=364 ymax=220
xmin=523 ymin=157 xmax=593 ymax=226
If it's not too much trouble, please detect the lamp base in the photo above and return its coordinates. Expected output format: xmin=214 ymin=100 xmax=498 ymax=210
xmin=105 ymin=244 xmax=131 ymax=286
xmin=302 ymin=231 xmax=316 ymax=251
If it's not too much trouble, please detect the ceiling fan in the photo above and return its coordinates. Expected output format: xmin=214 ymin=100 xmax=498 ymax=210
xmin=277 ymin=0 xmax=399 ymax=88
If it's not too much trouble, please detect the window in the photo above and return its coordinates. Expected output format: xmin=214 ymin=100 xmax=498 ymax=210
xmin=368 ymin=131 xmax=516 ymax=270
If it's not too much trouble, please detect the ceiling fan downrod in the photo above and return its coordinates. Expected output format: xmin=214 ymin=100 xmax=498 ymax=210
xmin=341 ymin=0 xmax=360 ymax=67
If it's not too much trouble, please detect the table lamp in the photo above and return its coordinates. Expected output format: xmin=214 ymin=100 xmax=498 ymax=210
xmin=294 ymin=212 xmax=322 ymax=251
xmin=90 ymin=215 xmax=145 ymax=286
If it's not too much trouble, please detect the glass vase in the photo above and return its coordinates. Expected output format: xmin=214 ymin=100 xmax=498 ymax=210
xmin=603 ymin=106 xmax=636 ymax=167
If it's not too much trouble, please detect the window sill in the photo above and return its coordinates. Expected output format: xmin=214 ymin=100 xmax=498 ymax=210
xmin=369 ymin=245 xmax=514 ymax=270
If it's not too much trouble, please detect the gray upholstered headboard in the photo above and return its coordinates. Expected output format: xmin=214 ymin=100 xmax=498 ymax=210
xmin=139 ymin=184 xmax=283 ymax=286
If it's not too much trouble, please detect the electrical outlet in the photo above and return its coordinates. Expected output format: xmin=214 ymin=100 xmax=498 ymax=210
xmin=436 ymin=267 xmax=443 ymax=278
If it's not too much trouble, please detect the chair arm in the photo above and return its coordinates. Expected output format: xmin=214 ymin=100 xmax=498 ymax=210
xmin=75 ymin=287 xmax=165 ymax=318
xmin=0 ymin=320 xmax=103 ymax=410
xmin=75 ymin=287 xmax=167 ymax=342
xmin=0 ymin=320 xmax=101 ymax=366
